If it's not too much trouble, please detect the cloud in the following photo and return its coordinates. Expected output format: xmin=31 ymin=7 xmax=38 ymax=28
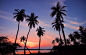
xmin=44 ymin=36 xmax=54 ymax=40
xmin=64 ymin=23 xmax=79 ymax=30
xmin=39 ymin=20 xmax=51 ymax=27
xmin=65 ymin=19 xmax=86 ymax=25
xmin=65 ymin=16 xmax=77 ymax=20
xmin=0 ymin=10 xmax=51 ymax=28
xmin=0 ymin=10 xmax=12 ymax=15
xmin=0 ymin=15 xmax=14 ymax=21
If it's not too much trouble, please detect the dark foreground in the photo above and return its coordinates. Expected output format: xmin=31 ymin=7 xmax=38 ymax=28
xmin=16 ymin=50 xmax=86 ymax=55
xmin=16 ymin=44 xmax=86 ymax=55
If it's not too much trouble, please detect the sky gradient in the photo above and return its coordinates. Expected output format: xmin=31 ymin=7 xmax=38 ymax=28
xmin=0 ymin=0 xmax=86 ymax=54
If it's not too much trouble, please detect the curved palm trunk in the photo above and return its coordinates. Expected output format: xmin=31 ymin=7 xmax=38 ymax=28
xmin=14 ymin=22 xmax=20 ymax=55
xmin=24 ymin=28 xmax=31 ymax=54
xmin=62 ymin=27 xmax=67 ymax=55
xmin=39 ymin=36 xmax=41 ymax=53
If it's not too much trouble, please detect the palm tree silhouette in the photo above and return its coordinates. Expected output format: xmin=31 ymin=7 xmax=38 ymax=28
xmin=79 ymin=26 xmax=86 ymax=43
xmin=36 ymin=26 xmax=45 ymax=53
xmin=55 ymin=37 xmax=64 ymax=46
xmin=13 ymin=9 xmax=26 ymax=55
xmin=52 ymin=40 xmax=55 ymax=46
xmin=20 ymin=36 xmax=27 ymax=55
xmin=52 ymin=19 xmax=62 ymax=47
xmin=51 ymin=2 xmax=67 ymax=46
xmin=69 ymin=34 xmax=79 ymax=45
xmin=25 ymin=13 xmax=39 ymax=54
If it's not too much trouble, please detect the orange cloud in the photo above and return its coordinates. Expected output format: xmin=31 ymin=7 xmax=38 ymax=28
xmin=65 ymin=19 xmax=86 ymax=25
xmin=44 ymin=36 xmax=54 ymax=40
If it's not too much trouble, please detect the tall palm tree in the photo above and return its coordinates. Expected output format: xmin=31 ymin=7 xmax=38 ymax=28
xmin=36 ymin=26 xmax=45 ymax=53
xmin=25 ymin=13 xmax=39 ymax=54
xmin=52 ymin=18 xmax=62 ymax=46
xmin=20 ymin=36 xmax=27 ymax=55
xmin=51 ymin=2 xmax=67 ymax=46
xmin=13 ymin=9 xmax=26 ymax=55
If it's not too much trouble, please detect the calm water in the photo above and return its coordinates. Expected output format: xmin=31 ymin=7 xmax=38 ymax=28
xmin=16 ymin=50 xmax=50 ymax=54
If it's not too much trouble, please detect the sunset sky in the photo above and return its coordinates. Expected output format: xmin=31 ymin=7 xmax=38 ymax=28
xmin=0 ymin=0 xmax=86 ymax=54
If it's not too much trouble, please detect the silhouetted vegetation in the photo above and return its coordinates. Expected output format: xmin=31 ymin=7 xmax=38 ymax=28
xmin=25 ymin=13 xmax=39 ymax=54
xmin=68 ymin=26 xmax=86 ymax=45
xmin=0 ymin=36 xmax=21 ymax=55
xmin=13 ymin=9 xmax=26 ymax=55
xmin=51 ymin=2 xmax=67 ymax=55
xmin=36 ymin=26 xmax=45 ymax=53
xmin=20 ymin=36 xmax=27 ymax=55
xmin=0 ymin=1 xmax=86 ymax=55
xmin=51 ymin=26 xmax=86 ymax=55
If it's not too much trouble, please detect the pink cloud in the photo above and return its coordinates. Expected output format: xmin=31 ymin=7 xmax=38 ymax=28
xmin=0 ymin=15 xmax=13 ymax=21
xmin=64 ymin=23 xmax=79 ymax=30
xmin=65 ymin=19 xmax=86 ymax=25
xmin=44 ymin=36 xmax=54 ymax=40
xmin=0 ymin=10 xmax=12 ymax=15
xmin=39 ymin=21 xmax=51 ymax=27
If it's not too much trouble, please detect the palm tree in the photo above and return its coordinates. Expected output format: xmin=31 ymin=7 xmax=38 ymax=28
xmin=69 ymin=34 xmax=79 ymax=45
xmin=52 ymin=18 xmax=62 ymax=46
xmin=52 ymin=40 xmax=55 ymax=46
xmin=36 ymin=26 xmax=45 ymax=53
xmin=79 ymin=26 xmax=86 ymax=43
xmin=25 ymin=13 xmax=39 ymax=54
xmin=51 ymin=2 xmax=67 ymax=46
xmin=20 ymin=36 xmax=27 ymax=55
xmin=13 ymin=9 xmax=26 ymax=55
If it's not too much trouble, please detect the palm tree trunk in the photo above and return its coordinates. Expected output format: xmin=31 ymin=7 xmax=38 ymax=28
xmin=25 ymin=28 xmax=31 ymax=54
xmin=24 ymin=42 xmax=25 ymax=55
xmin=59 ymin=31 xmax=62 ymax=46
xmin=39 ymin=36 xmax=41 ymax=53
xmin=59 ymin=31 xmax=62 ymax=55
xmin=62 ymin=27 xmax=66 ymax=46
xmin=14 ymin=22 xmax=20 ymax=55
xmin=62 ymin=27 xmax=67 ymax=55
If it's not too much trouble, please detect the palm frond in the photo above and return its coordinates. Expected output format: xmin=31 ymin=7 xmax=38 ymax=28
xmin=60 ymin=6 xmax=66 ymax=10
xmin=60 ymin=12 xmax=66 ymax=16
xmin=61 ymin=10 xmax=67 ymax=12
xmin=15 ymin=9 xmax=20 ymax=12
xmin=50 ymin=11 xmax=56 ymax=17
xmin=51 ymin=7 xmax=56 ymax=10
